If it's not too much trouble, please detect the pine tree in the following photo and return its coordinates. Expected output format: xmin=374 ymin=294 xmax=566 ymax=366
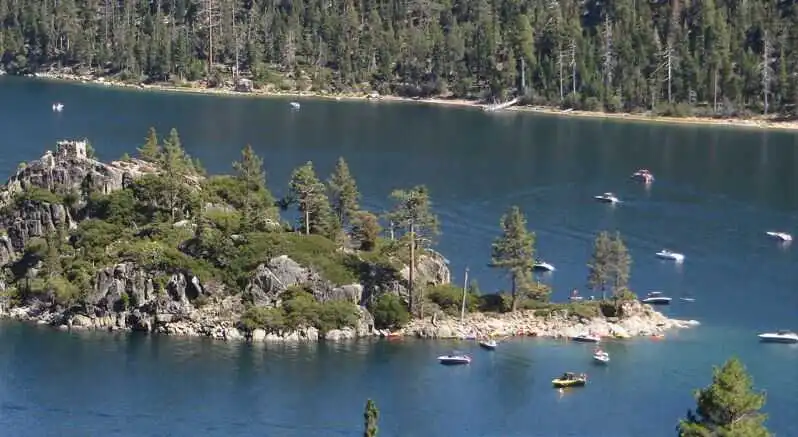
xmin=159 ymin=128 xmax=192 ymax=221
xmin=288 ymin=161 xmax=334 ymax=236
xmin=327 ymin=157 xmax=360 ymax=229
xmin=587 ymin=231 xmax=613 ymax=299
xmin=233 ymin=144 xmax=276 ymax=231
xmin=489 ymin=206 xmax=535 ymax=312
xmin=388 ymin=186 xmax=439 ymax=316
xmin=138 ymin=127 xmax=161 ymax=162
xmin=679 ymin=358 xmax=771 ymax=437
xmin=608 ymin=231 xmax=631 ymax=295
xmin=364 ymin=399 xmax=379 ymax=437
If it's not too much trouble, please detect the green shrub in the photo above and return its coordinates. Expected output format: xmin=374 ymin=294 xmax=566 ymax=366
xmin=426 ymin=284 xmax=478 ymax=317
xmin=14 ymin=186 xmax=61 ymax=206
xmin=369 ymin=293 xmax=410 ymax=330
xmin=239 ymin=290 xmax=360 ymax=334
xmin=240 ymin=306 xmax=286 ymax=333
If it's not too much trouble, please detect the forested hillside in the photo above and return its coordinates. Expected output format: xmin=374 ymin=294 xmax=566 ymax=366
xmin=1 ymin=0 xmax=796 ymax=116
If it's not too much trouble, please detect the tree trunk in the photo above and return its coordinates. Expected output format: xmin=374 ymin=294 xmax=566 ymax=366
xmin=304 ymin=205 xmax=310 ymax=235
xmin=510 ymin=274 xmax=517 ymax=312
xmin=409 ymin=222 xmax=416 ymax=316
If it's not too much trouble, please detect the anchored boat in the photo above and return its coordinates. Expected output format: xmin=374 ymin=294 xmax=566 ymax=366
xmin=438 ymin=352 xmax=472 ymax=365
xmin=552 ymin=372 xmax=587 ymax=388
xmin=757 ymin=330 xmax=798 ymax=344
xmin=656 ymin=249 xmax=685 ymax=262
xmin=641 ymin=292 xmax=672 ymax=305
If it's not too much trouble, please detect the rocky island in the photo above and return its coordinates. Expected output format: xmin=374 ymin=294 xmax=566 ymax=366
xmin=0 ymin=131 xmax=696 ymax=342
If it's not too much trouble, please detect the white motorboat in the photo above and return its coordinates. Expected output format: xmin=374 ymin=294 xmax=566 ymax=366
xmin=438 ymin=352 xmax=472 ymax=365
xmin=765 ymin=231 xmax=792 ymax=242
xmin=289 ymin=101 xmax=301 ymax=109
xmin=655 ymin=249 xmax=685 ymax=262
xmin=52 ymin=102 xmax=64 ymax=112
xmin=479 ymin=339 xmax=497 ymax=350
xmin=631 ymin=169 xmax=655 ymax=183
xmin=593 ymin=350 xmax=610 ymax=364
xmin=533 ymin=261 xmax=556 ymax=272
xmin=594 ymin=192 xmax=621 ymax=204
xmin=641 ymin=292 xmax=672 ymax=305
xmin=757 ymin=330 xmax=798 ymax=344
xmin=571 ymin=333 xmax=601 ymax=343
xmin=679 ymin=297 xmax=696 ymax=302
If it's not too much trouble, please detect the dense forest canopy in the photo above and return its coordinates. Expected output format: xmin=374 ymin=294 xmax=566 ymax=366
xmin=1 ymin=0 xmax=797 ymax=115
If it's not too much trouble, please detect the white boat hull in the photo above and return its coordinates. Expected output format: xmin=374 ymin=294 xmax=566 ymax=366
xmin=656 ymin=253 xmax=685 ymax=262
xmin=479 ymin=341 xmax=497 ymax=350
xmin=594 ymin=196 xmax=619 ymax=203
xmin=593 ymin=355 xmax=610 ymax=364
xmin=766 ymin=231 xmax=792 ymax=242
xmin=758 ymin=334 xmax=798 ymax=344
xmin=641 ymin=297 xmax=672 ymax=305
xmin=534 ymin=263 xmax=555 ymax=272
xmin=438 ymin=356 xmax=472 ymax=365
xmin=572 ymin=335 xmax=600 ymax=343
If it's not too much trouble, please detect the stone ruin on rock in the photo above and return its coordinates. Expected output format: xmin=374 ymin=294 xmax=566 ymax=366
xmin=55 ymin=140 xmax=88 ymax=160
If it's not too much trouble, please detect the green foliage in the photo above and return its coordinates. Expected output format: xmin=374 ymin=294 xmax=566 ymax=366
xmin=233 ymin=144 xmax=278 ymax=231
xmin=240 ymin=289 xmax=359 ymax=334
xmin=14 ymin=186 xmax=61 ymax=206
xmin=4 ymin=0 xmax=798 ymax=116
xmin=227 ymin=232 xmax=360 ymax=287
xmin=327 ymin=157 xmax=360 ymax=228
xmin=364 ymin=399 xmax=379 ymax=437
xmin=287 ymin=161 xmax=336 ymax=237
xmin=137 ymin=127 xmax=161 ymax=162
xmin=588 ymin=231 xmax=632 ymax=300
xmin=387 ymin=186 xmax=439 ymax=314
xmin=240 ymin=306 xmax=286 ymax=333
xmin=351 ymin=211 xmax=381 ymax=251
xmin=679 ymin=358 xmax=771 ymax=437
xmin=490 ymin=206 xmax=537 ymax=311
xmin=426 ymin=284 xmax=478 ymax=317
xmin=369 ymin=293 xmax=410 ymax=331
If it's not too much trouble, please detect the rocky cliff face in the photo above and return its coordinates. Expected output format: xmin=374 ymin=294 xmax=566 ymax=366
xmin=0 ymin=141 xmax=157 ymax=255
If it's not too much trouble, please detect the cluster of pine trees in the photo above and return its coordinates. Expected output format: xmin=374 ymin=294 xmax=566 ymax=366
xmin=2 ymin=0 xmax=797 ymax=115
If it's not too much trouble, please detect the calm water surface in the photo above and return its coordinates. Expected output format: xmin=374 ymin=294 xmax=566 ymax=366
xmin=0 ymin=76 xmax=796 ymax=437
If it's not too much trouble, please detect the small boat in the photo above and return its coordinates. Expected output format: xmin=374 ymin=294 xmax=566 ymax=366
xmin=289 ymin=101 xmax=301 ymax=109
xmin=533 ymin=261 xmax=556 ymax=272
xmin=438 ymin=352 xmax=472 ymax=365
xmin=479 ymin=339 xmax=497 ymax=350
xmin=571 ymin=333 xmax=601 ymax=343
xmin=679 ymin=297 xmax=696 ymax=302
xmin=552 ymin=372 xmax=587 ymax=388
xmin=52 ymin=102 xmax=64 ymax=112
xmin=594 ymin=192 xmax=621 ymax=204
xmin=757 ymin=330 xmax=798 ymax=344
xmin=641 ymin=292 xmax=672 ymax=305
xmin=765 ymin=231 xmax=792 ymax=242
xmin=631 ymin=169 xmax=655 ymax=183
xmin=592 ymin=349 xmax=610 ymax=364
xmin=655 ymin=249 xmax=685 ymax=262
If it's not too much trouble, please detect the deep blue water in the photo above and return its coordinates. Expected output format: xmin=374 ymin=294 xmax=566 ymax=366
xmin=0 ymin=76 xmax=796 ymax=436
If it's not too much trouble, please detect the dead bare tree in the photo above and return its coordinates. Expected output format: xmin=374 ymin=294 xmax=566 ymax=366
xmin=569 ymin=39 xmax=577 ymax=95
xmin=760 ymin=30 xmax=773 ymax=115
xmin=198 ymin=0 xmax=222 ymax=74
xmin=601 ymin=14 xmax=614 ymax=90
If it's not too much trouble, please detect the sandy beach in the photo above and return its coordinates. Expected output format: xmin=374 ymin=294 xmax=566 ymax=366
xmin=27 ymin=71 xmax=798 ymax=132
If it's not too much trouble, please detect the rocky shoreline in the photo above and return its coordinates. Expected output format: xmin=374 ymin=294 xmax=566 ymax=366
xmin=398 ymin=300 xmax=699 ymax=340
xmin=0 ymin=296 xmax=699 ymax=343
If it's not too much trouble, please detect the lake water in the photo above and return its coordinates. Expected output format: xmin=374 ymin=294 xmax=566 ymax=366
xmin=0 ymin=76 xmax=796 ymax=437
